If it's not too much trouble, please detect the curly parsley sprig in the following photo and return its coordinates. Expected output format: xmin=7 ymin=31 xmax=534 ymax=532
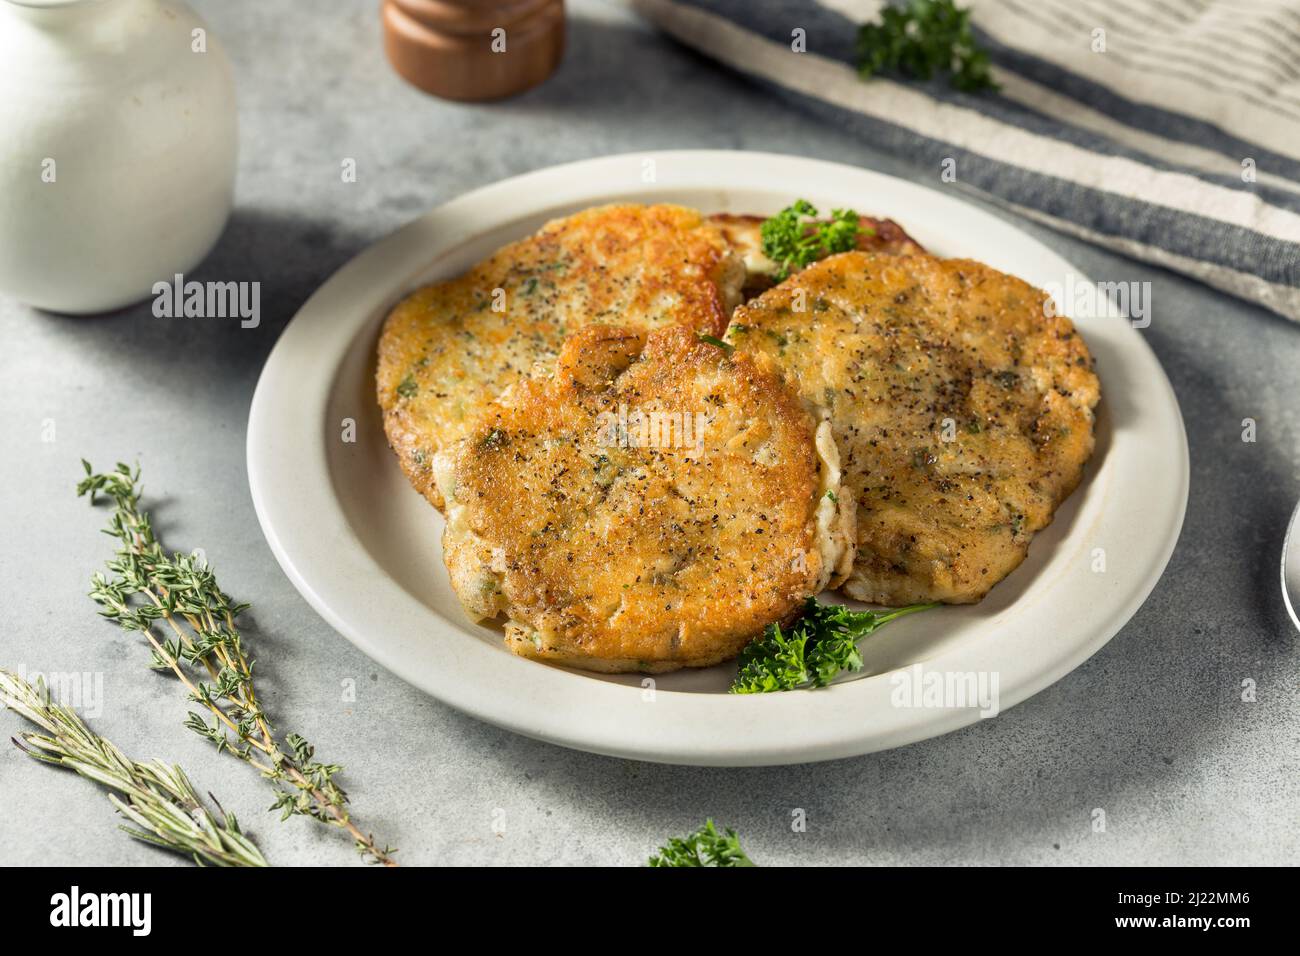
xmin=649 ymin=820 xmax=755 ymax=867
xmin=760 ymin=200 xmax=866 ymax=280
xmin=731 ymin=598 xmax=937 ymax=694
xmin=77 ymin=461 xmax=397 ymax=866
xmin=856 ymin=0 xmax=998 ymax=93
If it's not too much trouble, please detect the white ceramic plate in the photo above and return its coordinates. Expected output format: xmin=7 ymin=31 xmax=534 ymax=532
xmin=247 ymin=151 xmax=1188 ymax=766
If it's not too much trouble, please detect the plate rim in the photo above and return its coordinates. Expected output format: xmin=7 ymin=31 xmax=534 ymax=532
xmin=247 ymin=149 xmax=1189 ymax=766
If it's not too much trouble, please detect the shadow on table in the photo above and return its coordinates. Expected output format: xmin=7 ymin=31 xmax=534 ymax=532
xmin=27 ymin=206 xmax=374 ymax=378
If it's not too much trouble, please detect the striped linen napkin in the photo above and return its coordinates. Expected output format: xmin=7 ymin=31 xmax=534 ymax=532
xmin=631 ymin=0 xmax=1300 ymax=322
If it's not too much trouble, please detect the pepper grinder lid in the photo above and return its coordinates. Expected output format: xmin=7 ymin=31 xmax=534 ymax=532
xmin=382 ymin=0 xmax=565 ymax=102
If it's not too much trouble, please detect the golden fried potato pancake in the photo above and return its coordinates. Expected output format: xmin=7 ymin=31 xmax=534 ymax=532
xmin=433 ymin=324 xmax=854 ymax=673
xmin=377 ymin=204 xmax=745 ymax=509
xmin=725 ymin=251 xmax=1100 ymax=605
xmin=709 ymin=212 xmax=926 ymax=299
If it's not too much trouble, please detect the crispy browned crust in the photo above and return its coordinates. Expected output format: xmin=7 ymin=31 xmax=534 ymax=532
xmin=377 ymin=204 xmax=745 ymax=510
xmin=726 ymin=251 xmax=1101 ymax=605
xmin=435 ymin=324 xmax=848 ymax=673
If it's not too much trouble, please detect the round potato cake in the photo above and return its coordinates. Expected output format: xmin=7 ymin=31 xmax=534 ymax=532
xmin=433 ymin=324 xmax=854 ymax=673
xmin=377 ymin=204 xmax=745 ymax=510
xmin=724 ymin=251 xmax=1101 ymax=605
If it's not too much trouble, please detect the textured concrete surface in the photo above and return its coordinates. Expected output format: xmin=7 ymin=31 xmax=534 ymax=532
xmin=0 ymin=0 xmax=1296 ymax=867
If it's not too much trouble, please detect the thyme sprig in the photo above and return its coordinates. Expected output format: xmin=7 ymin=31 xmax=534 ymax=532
xmin=0 ymin=669 xmax=268 ymax=867
xmin=649 ymin=820 xmax=755 ymax=867
xmin=76 ymin=461 xmax=397 ymax=866
xmin=731 ymin=598 xmax=937 ymax=693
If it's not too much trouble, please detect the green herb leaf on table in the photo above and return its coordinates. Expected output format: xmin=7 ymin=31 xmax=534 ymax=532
xmin=649 ymin=820 xmax=755 ymax=867
xmin=0 ymin=669 xmax=268 ymax=867
xmin=759 ymin=200 xmax=866 ymax=281
xmin=76 ymin=461 xmax=397 ymax=866
xmin=731 ymin=598 xmax=937 ymax=694
xmin=856 ymin=0 xmax=998 ymax=93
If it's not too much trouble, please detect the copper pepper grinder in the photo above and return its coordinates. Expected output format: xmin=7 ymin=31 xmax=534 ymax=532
xmin=382 ymin=0 xmax=565 ymax=102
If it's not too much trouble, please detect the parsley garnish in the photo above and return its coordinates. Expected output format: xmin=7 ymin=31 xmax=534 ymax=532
xmin=396 ymin=374 xmax=418 ymax=399
xmin=760 ymin=200 xmax=864 ymax=280
xmin=731 ymin=598 xmax=937 ymax=694
xmin=856 ymin=0 xmax=998 ymax=93
xmin=648 ymin=820 xmax=755 ymax=867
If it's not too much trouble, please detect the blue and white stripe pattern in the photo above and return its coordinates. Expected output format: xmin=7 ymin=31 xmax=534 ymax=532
xmin=632 ymin=0 xmax=1300 ymax=321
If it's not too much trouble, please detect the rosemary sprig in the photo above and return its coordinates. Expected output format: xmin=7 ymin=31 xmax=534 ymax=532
xmin=76 ymin=461 xmax=397 ymax=866
xmin=649 ymin=820 xmax=755 ymax=867
xmin=0 ymin=669 xmax=268 ymax=867
xmin=731 ymin=598 xmax=937 ymax=693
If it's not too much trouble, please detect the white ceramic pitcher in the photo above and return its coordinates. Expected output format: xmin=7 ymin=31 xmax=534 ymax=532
xmin=0 ymin=0 xmax=237 ymax=314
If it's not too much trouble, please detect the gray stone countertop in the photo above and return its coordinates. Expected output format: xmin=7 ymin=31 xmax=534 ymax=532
xmin=0 ymin=0 xmax=1296 ymax=866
